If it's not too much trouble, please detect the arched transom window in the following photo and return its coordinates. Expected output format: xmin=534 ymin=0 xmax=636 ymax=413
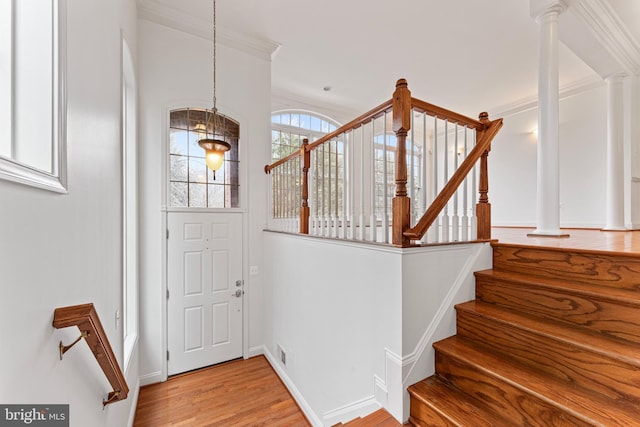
xmin=271 ymin=110 xmax=339 ymax=161
xmin=169 ymin=108 xmax=240 ymax=208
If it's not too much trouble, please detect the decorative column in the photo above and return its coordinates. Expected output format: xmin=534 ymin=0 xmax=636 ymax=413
xmin=603 ymin=73 xmax=626 ymax=230
xmin=529 ymin=2 xmax=569 ymax=237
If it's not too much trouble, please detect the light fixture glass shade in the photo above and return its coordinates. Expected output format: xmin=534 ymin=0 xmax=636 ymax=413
xmin=198 ymin=138 xmax=231 ymax=172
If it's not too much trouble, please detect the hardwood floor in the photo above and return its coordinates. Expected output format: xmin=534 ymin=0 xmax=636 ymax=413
xmin=492 ymin=226 xmax=640 ymax=253
xmin=133 ymin=356 xmax=310 ymax=426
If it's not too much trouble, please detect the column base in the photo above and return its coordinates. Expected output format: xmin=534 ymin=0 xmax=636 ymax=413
xmin=527 ymin=229 xmax=570 ymax=238
xmin=601 ymin=227 xmax=628 ymax=231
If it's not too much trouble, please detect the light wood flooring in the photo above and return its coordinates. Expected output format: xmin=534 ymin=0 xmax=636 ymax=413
xmin=133 ymin=356 xmax=310 ymax=426
xmin=133 ymin=355 xmax=401 ymax=426
xmin=492 ymin=226 xmax=640 ymax=254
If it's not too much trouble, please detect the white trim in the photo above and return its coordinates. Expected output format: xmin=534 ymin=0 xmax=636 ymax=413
xmin=322 ymin=395 xmax=380 ymax=426
xmin=138 ymin=370 xmax=163 ymax=387
xmin=262 ymin=346 xmax=323 ymax=427
xmin=0 ymin=0 xmax=67 ymax=193
xmin=570 ymin=0 xmax=640 ymax=75
xmin=247 ymin=345 xmax=264 ymax=358
xmin=126 ymin=378 xmax=141 ymax=427
xmin=401 ymin=243 xmax=486 ymax=382
xmin=137 ymin=0 xmax=280 ymax=61
xmin=489 ymin=75 xmax=603 ymax=118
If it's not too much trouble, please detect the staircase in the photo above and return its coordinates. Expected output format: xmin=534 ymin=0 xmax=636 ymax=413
xmin=408 ymin=242 xmax=640 ymax=426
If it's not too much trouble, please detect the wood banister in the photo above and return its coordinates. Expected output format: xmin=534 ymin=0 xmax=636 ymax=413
xmin=53 ymin=303 xmax=129 ymax=406
xmin=410 ymin=98 xmax=485 ymax=130
xmin=392 ymin=79 xmax=412 ymax=247
xmin=403 ymin=115 xmax=503 ymax=241
xmin=300 ymin=139 xmax=310 ymax=234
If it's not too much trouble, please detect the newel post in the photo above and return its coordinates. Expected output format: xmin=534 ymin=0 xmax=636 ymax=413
xmin=300 ymin=139 xmax=310 ymax=234
xmin=392 ymin=79 xmax=412 ymax=247
xmin=476 ymin=112 xmax=492 ymax=240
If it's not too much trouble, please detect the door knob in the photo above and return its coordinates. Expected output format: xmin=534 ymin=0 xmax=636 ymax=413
xmin=231 ymin=289 xmax=243 ymax=298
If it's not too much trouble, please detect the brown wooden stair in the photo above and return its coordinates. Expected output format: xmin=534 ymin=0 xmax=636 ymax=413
xmin=408 ymin=243 xmax=640 ymax=427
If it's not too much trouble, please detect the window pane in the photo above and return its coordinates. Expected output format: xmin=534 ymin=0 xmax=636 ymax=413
xmin=280 ymin=114 xmax=290 ymax=126
xmin=271 ymin=114 xmax=280 ymax=124
xmin=189 ymin=157 xmax=207 ymax=184
xmin=310 ymin=116 xmax=321 ymax=132
xmin=170 ymin=154 xmax=188 ymax=181
xmin=188 ymin=131 xmax=205 ymax=157
xmin=321 ymin=120 xmax=329 ymax=133
xmin=170 ymin=182 xmax=188 ymax=207
xmin=170 ymin=109 xmax=188 ymax=129
xmin=229 ymin=160 xmax=239 ymax=186
xmin=299 ymin=114 xmax=310 ymax=130
xmin=290 ymin=114 xmax=299 ymax=127
xmin=0 ymin=0 xmax=11 ymax=158
xmin=208 ymin=183 xmax=225 ymax=208
xmin=169 ymin=129 xmax=188 ymax=155
xmin=189 ymin=183 xmax=207 ymax=207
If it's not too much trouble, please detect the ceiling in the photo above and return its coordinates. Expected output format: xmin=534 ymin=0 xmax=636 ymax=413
xmin=138 ymin=0 xmax=639 ymax=123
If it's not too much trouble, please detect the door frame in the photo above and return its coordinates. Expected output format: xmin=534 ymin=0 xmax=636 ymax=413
xmin=159 ymin=101 xmax=250 ymax=382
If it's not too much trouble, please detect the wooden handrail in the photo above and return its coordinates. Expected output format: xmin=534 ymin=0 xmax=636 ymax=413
xmin=403 ymin=115 xmax=503 ymax=241
xmin=53 ymin=303 xmax=129 ymax=406
xmin=264 ymin=78 xmax=504 ymax=246
xmin=410 ymin=97 xmax=485 ymax=130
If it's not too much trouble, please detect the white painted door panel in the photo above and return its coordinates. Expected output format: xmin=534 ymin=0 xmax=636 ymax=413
xmin=168 ymin=212 xmax=243 ymax=375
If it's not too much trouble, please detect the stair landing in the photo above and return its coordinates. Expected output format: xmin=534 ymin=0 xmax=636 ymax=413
xmin=491 ymin=226 xmax=640 ymax=254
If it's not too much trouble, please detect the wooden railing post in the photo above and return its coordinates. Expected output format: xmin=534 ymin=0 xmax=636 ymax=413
xmin=476 ymin=112 xmax=492 ymax=240
xmin=300 ymin=139 xmax=310 ymax=234
xmin=392 ymin=79 xmax=412 ymax=247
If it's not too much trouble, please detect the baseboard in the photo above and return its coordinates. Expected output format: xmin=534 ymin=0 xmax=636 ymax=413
xmin=127 ymin=378 xmax=141 ymax=427
xmin=139 ymin=371 xmax=163 ymax=387
xmin=248 ymin=345 xmax=264 ymax=358
xmin=321 ymin=395 xmax=380 ymax=426
xmin=262 ymin=346 xmax=323 ymax=427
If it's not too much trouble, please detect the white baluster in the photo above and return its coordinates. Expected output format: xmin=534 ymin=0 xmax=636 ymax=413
xmin=382 ymin=112 xmax=389 ymax=244
xmin=452 ymin=123 xmax=459 ymax=242
xmin=462 ymin=126 xmax=469 ymax=241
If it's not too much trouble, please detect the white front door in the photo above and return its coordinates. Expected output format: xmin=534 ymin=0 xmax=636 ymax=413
xmin=167 ymin=212 xmax=243 ymax=375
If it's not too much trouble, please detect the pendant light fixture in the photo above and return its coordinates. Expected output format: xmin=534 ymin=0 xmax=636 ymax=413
xmin=198 ymin=0 xmax=230 ymax=179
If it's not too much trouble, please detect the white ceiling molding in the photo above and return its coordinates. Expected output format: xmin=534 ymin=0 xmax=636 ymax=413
xmin=136 ymin=0 xmax=281 ymax=61
xmin=568 ymin=0 xmax=640 ymax=75
xmin=489 ymin=75 xmax=603 ymax=118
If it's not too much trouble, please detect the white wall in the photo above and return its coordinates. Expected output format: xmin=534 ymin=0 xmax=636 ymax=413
xmin=137 ymin=20 xmax=271 ymax=384
xmin=490 ymin=84 xmax=608 ymax=227
xmin=400 ymin=243 xmax=492 ymax=421
xmin=263 ymin=233 xmax=402 ymax=426
xmin=0 ymin=1 xmax=140 ymax=426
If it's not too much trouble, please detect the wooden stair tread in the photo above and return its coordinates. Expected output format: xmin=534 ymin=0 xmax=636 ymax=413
xmin=456 ymin=300 xmax=640 ymax=366
xmin=336 ymin=409 xmax=400 ymax=427
xmin=434 ymin=335 xmax=640 ymax=426
xmin=475 ymin=268 xmax=640 ymax=304
xmin=408 ymin=376 xmax=511 ymax=426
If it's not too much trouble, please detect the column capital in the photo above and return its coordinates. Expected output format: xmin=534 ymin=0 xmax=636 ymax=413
xmin=530 ymin=0 xmax=569 ymax=21
xmin=604 ymin=72 xmax=627 ymax=83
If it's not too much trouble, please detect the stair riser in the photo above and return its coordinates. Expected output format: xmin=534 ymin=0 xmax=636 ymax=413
xmin=456 ymin=309 xmax=640 ymax=402
xmin=434 ymin=351 xmax=591 ymax=427
xmin=475 ymin=275 xmax=640 ymax=344
xmin=493 ymin=246 xmax=640 ymax=292
xmin=408 ymin=404 xmax=459 ymax=427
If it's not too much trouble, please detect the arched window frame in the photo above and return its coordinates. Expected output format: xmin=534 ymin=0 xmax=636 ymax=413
xmin=271 ymin=110 xmax=340 ymax=161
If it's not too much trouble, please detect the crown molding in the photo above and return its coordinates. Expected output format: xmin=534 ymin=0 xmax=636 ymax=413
xmin=489 ymin=75 xmax=604 ymax=118
xmin=569 ymin=0 xmax=640 ymax=75
xmin=136 ymin=0 xmax=281 ymax=61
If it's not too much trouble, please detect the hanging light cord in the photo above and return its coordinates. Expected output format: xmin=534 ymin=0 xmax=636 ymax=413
xmin=212 ymin=0 xmax=217 ymax=125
